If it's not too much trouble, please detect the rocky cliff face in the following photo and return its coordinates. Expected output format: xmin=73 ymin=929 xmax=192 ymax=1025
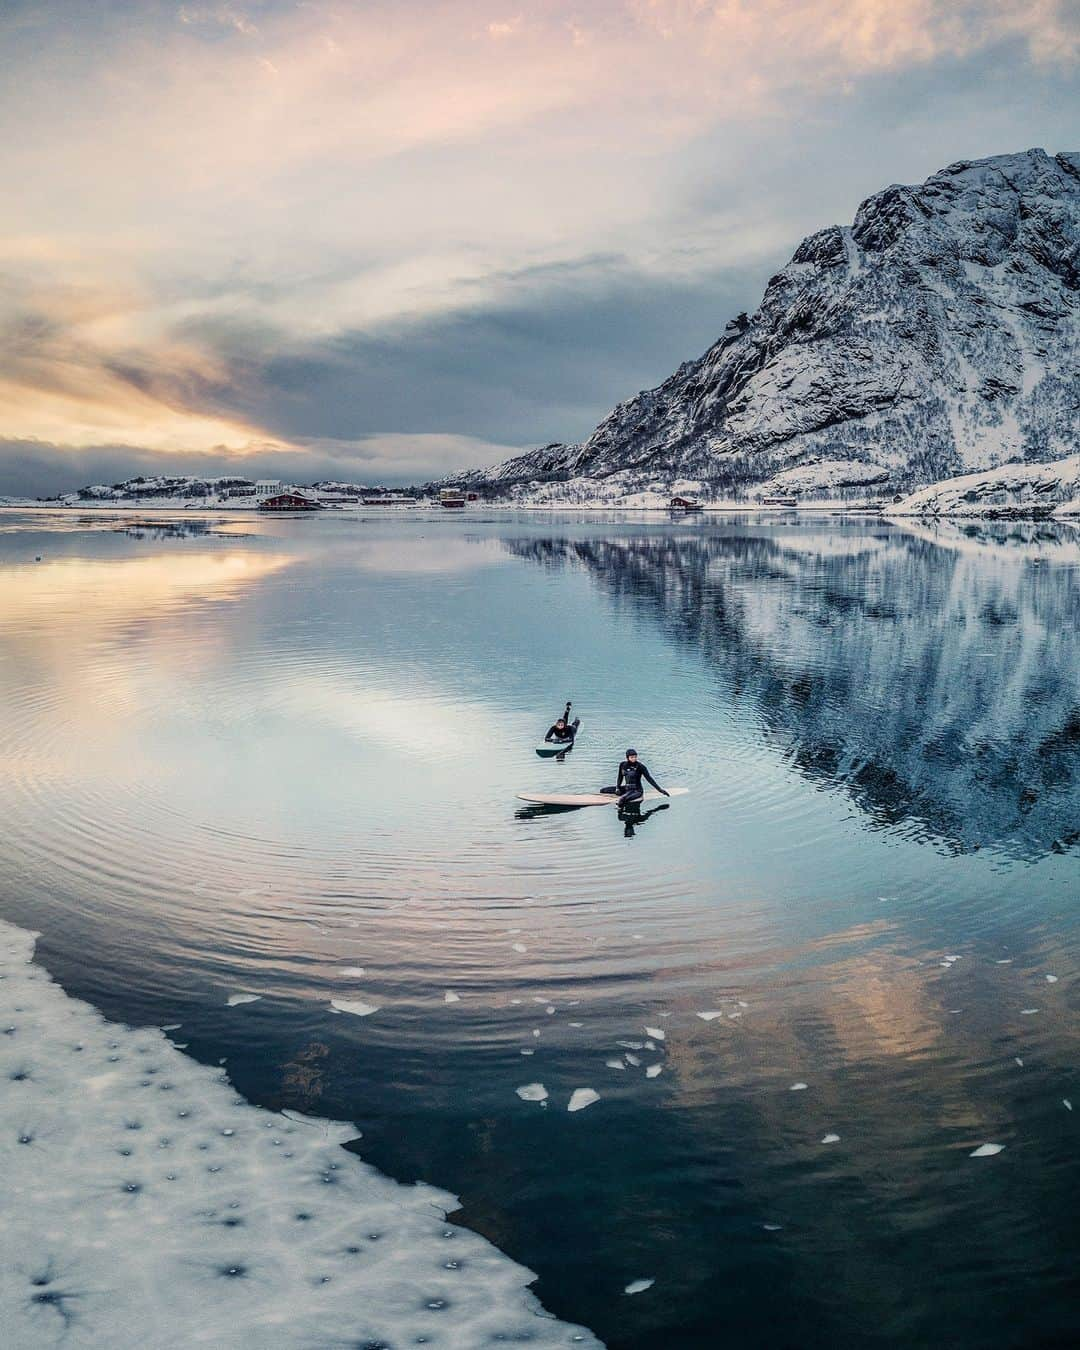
xmin=458 ymin=149 xmax=1080 ymax=502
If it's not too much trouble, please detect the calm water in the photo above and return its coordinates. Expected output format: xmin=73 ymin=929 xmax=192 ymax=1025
xmin=2 ymin=508 xmax=1079 ymax=1348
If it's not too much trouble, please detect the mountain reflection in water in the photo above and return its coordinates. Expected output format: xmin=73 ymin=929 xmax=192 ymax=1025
xmin=505 ymin=519 xmax=1080 ymax=860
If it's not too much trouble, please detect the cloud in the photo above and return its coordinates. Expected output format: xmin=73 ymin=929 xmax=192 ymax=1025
xmin=0 ymin=1 xmax=1076 ymax=490
xmin=0 ymin=432 xmax=517 ymax=497
xmin=0 ymin=270 xmax=292 ymax=455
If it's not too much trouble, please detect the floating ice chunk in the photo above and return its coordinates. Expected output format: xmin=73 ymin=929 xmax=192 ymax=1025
xmin=520 ymin=1049 xmax=534 ymax=1055
xmin=696 ymin=1011 xmax=723 ymax=1021
xmin=821 ymin=1133 xmax=840 ymax=1144
xmin=330 ymin=998 xmax=380 ymax=1017
xmin=996 ymin=959 xmax=1013 ymax=964
xmin=606 ymin=1058 xmax=626 ymax=1070
xmin=624 ymin=1279 xmax=654 ymax=1295
xmin=532 ymin=1029 xmax=541 ymax=1037
xmin=444 ymin=991 xmax=461 ymax=1003
xmin=568 ymin=1088 xmax=599 ymax=1113
xmin=762 ymin=1223 xmax=783 ymax=1231
xmin=279 ymin=1108 xmax=360 ymax=1143
xmin=738 ymin=1001 xmax=749 ymax=1008
xmin=945 ymin=955 xmax=960 ymax=962
xmin=512 ymin=943 xmax=528 ymax=954
xmin=632 ymin=934 xmax=644 ymax=940
xmin=1020 ymin=1008 xmax=1039 ymax=1015
xmin=644 ymin=1027 xmax=665 ymax=1041
xmin=161 ymin=1023 xmax=182 ymax=1031
xmin=516 ymin=1083 xmax=548 ymax=1102
xmin=617 ymin=1040 xmax=644 ymax=1050
xmin=226 ymin=993 xmax=260 ymax=1007
xmin=789 ymin=1082 xmax=808 ymax=1091
xmin=1015 ymin=1057 xmax=1024 ymax=1066
xmin=339 ymin=967 xmax=366 ymax=977
xmin=1064 ymin=1099 xmax=1073 ymax=1112
xmin=546 ymin=1006 xmax=556 ymax=1015
xmin=624 ymin=1054 xmax=641 ymax=1067
xmin=644 ymin=1041 xmax=656 ymax=1050
xmin=970 ymin=1143 xmax=1005 ymax=1157
xmin=646 ymin=1064 xmax=662 ymax=1079
xmin=569 ymin=1022 xmax=583 ymax=1028
xmin=1045 ymin=975 xmax=1058 ymax=983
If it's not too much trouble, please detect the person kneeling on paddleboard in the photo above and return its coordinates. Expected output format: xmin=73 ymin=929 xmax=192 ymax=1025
xmin=545 ymin=701 xmax=579 ymax=745
xmin=616 ymin=749 xmax=668 ymax=807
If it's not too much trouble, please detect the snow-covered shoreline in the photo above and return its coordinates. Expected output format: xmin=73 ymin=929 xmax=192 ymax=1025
xmin=0 ymin=918 xmax=599 ymax=1349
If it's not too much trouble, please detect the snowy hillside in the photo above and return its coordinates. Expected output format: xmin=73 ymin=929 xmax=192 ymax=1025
xmin=453 ymin=149 xmax=1079 ymax=503
xmin=888 ymin=455 xmax=1080 ymax=517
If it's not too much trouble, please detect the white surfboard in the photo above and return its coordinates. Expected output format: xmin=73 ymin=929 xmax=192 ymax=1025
xmin=535 ymin=719 xmax=582 ymax=757
xmin=516 ymin=787 xmax=688 ymax=807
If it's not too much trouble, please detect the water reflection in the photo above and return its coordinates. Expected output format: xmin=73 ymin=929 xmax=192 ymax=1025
xmin=506 ymin=521 xmax=1080 ymax=859
xmin=1 ymin=512 xmax=1078 ymax=1350
xmin=618 ymin=801 xmax=670 ymax=838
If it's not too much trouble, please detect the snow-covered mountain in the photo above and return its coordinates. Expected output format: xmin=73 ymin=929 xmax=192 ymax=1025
xmin=454 ymin=149 xmax=1079 ymax=503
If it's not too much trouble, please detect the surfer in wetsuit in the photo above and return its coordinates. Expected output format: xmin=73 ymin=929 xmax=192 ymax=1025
xmin=545 ymin=701 xmax=579 ymax=745
xmin=616 ymin=749 xmax=668 ymax=807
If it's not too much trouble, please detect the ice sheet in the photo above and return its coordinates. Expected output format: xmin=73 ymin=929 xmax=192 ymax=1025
xmin=0 ymin=920 xmax=599 ymax=1348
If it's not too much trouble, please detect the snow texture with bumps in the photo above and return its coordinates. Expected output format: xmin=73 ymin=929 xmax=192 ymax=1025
xmin=0 ymin=919 xmax=600 ymax=1349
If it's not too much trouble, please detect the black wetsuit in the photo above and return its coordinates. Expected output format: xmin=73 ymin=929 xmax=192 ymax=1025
xmin=616 ymin=758 xmax=664 ymax=805
xmin=545 ymin=718 xmax=578 ymax=744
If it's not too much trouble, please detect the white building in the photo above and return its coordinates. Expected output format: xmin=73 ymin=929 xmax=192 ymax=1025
xmin=255 ymin=480 xmax=284 ymax=498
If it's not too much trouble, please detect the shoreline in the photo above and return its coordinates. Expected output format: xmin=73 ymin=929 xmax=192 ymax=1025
xmin=0 ymin=918 xmax=599 ymax=1349
xmin=3 ymin=502 xmax=1079 ymax=522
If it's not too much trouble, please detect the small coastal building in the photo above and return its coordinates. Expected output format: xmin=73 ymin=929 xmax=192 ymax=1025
xmin=255 ymin=479 xmax=283 ymax=498
xmin=438 ymin=489 xmax=466 ymax=508
xmin=670 ymin=496 xmax=702 ymax=511
xmin=258 ymin=493 xmax=323 ymax=512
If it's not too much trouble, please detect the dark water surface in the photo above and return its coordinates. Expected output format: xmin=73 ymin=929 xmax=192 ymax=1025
xmin=2 ymin=508 xmax=1078 ymax=1348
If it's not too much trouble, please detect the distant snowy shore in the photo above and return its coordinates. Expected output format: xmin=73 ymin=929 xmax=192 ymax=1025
xmin=6 ymin=452 xmax=1080 ymax=519
xmin=0 ymin=919 xmax=599 ymax=1349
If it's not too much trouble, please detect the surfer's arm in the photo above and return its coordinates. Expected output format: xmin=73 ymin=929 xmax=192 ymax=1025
xmin=616 ymin=763 xmax=625 ymax=789
xmin=641 ymin=765 xmax=667 ymax=794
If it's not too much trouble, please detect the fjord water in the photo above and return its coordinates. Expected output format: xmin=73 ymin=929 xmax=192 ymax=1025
xmin=2 ymin=509 xmax=1078 ymax=1349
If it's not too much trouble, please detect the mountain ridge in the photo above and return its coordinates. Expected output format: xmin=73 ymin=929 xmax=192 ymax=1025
xmin=444 ymin=149 xmax=1080 ymax=503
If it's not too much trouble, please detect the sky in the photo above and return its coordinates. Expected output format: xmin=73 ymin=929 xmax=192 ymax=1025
xmin=1 ymin=0 xmax=1077 ymax=494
